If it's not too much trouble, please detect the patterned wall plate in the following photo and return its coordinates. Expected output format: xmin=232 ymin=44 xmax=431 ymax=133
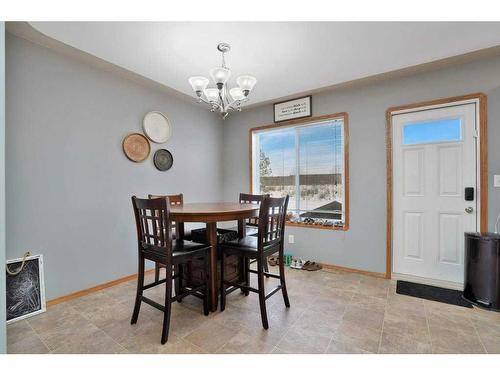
xmin=153 ymin=149 xmax=173 ymax=171
xmin=143 ymin=111 xmax=172 ymax=143
xmin=122 ymin=133 xmax=151 ymax=162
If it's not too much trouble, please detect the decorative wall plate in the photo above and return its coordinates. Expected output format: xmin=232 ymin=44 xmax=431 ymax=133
xmin=123 ymin=133 xmax=151 ymax=162
xmin=143 ymin=111 xmax=172 ymax=143
xmin=153 ymin=149 xmax=173 ymax=171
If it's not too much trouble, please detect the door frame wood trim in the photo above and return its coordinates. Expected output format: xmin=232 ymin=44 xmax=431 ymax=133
xmin=385 ymin=93 xmax=487 ymax=279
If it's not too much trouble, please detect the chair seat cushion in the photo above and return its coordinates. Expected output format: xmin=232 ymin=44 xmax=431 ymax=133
xmin=220 ymin=236 xmax=259 ymax=256
xmin=171 ymin=240 xmax=209 ymax=264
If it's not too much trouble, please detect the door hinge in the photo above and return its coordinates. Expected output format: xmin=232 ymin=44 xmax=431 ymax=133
xmin=474 ymin=128 xmax=479 ymax=138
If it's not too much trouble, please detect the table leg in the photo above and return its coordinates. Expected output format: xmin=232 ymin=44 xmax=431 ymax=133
xmin=206 ymin=222 xmax=218 ymax=312
xmin=237 ymin=219 xmax=246 ymax=239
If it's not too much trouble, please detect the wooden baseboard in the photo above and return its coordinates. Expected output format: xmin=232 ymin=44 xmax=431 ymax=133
xmin=320 ymin=262 xmax=387 ymax=279
xmin=47 ymin=269 xmax=155 ymax=307
xmin=47 ymin=261 xmax=385 ymax=307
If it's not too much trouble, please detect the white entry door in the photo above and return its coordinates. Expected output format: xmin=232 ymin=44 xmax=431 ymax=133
xmin=392 ymin=103 xmax=478 ymax=287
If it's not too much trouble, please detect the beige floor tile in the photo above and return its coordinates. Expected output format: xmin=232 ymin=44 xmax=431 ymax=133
xmin=332 ymin=320 xmax=382 ymax=353
xmin=122 ymin=330 xmax=205 ymax=354
xmin=383 ymin=308 xmax=430 ymax=343
xmin=26 ymin=303 xmax=83 ymax=333
xmin=37 ymin=317 xmax=102 ymax=351
xmin=7 ymin=334 xmax=49 ymax=354
xmin=342 ymin=306 xmax=385 ymax=331
xmin=378 ymin=331 xmax=431 ymax=354
xmin=275 ymin=323 xmax=333 ymax=354
xmin=429 ymin=325 xmax=485 ymax=353
xmin=326 ymin=339 xmax=372 ymax=354
xmin=183 ymin=321 xmax=239 ymax=353
xmin=217 ymin=331 xmax=275 ymax=354
xmin=51 ymin=329 xmax=126 ymax=354
xmin=349 ymin=293 xmax=387 ymax=311
xmin=7 ymin=320 xmax=35 ymax=346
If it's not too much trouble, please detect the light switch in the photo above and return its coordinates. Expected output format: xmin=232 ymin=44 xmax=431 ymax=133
xmin=494 ymin=175 xmax=500 ymax=187
xmin=288 ymin=235 xmax=295 ymax=244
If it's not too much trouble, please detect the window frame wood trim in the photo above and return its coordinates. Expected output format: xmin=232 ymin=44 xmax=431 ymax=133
xmin=249 ymin=112 xmax=350 ymax=231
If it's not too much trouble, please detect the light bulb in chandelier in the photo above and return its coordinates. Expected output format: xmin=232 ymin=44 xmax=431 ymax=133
xmin=210 ymin=67 xmax=231 ymax=86
xmin=229 ymin=87 xmax=245 ymax=101
xmin=203 ymin=88 xmax=219 ymax=103
xmin=188 ymin=76 xmax=209 ymax=96
xmin=236 ymin=75 xmax=257 ymax=95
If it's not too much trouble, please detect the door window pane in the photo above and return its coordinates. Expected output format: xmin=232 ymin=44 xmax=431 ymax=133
xmin=403 ymin=118 xmax=462 ymax=145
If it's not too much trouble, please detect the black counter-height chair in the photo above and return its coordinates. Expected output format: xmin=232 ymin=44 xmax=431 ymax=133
xmin=148 ymin=194 xmax=185 ymax=284
xmin=238 ymin=193 xmax=270 ymax=285
xmin=131 ymin=196 xmax=210 ymax=344
xmin=220 ymin=195 xmax=290 ymax=329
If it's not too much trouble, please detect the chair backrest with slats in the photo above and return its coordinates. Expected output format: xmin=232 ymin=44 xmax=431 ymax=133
xmin=239 ymin=193 xmax=269 ymax=226
xmin=148 ymin=193 xmax=183 ymax=205
xmin=132 ymin=196 xmax=173 ymax=262
xmin=148 ymin=194 xmax=184 ymax=235
xmin=257 ymin=195 xmax=289 ymax=251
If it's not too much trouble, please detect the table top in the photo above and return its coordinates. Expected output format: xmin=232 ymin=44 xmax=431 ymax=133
xmin=170 ymin=202 xmax=260 ymax=222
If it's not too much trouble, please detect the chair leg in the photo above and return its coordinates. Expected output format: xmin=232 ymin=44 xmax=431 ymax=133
xmin=264 ymin=257 xmax=270 ymax=278
xmin=220 ymin=251 xmax=226 ymax=312
xmin=161 ymin=264 xmax=173 ymax=345
xmin=203 ymin=255 xmax=209 ymax=316
xmin=131 ymin=255 xmax=145 ymax=325
xmin=257 ymin=257 xmax=269 ymax=330
xmin=154 ymin=262 xmax=161 ymax=283
xmin=244 ymin=257 xmax=250 ymax=296
xmin=175 ymin=264 xmax=183 ymax=303
xmin=278 ymin=250 xmax=290 ymax=308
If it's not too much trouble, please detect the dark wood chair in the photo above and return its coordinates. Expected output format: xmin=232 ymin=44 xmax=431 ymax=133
xmin=237 ymin=193 xmax=270 ymax=284
xmin=148 ymin=194 xmax=185 ymax=284
xmin=131 ymin=196 xmax=210 ymax=344
xmin=220 ymin=195 xmax=290 ymax=329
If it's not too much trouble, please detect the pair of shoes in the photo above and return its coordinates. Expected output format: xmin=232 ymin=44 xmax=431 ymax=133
xmin=268 ymin=256 xmax=279 ymax=266
xmin=290 ymin=258 xmax=305 ymax=269
xmin=301 ymin=261 xmax=322 ymax=271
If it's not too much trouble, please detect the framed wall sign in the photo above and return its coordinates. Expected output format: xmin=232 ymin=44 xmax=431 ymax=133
xmin=274 ymin=95 xmax=312 ymax=123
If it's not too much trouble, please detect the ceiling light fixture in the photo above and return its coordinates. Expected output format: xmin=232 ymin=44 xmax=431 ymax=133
xmin=188 ymin=43 xmax=257 ymax=120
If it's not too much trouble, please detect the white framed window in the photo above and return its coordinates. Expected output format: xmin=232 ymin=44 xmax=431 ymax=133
xmin=250 ymin=113 xmax=349 ymax=230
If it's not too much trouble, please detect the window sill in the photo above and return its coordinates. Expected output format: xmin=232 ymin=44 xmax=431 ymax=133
xmin=285 ymin=221 xmax=349 ymax=231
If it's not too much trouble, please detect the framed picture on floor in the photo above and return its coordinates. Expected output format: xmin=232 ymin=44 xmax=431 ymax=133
xmin=6 ymin=254 xmax=46 ymax=323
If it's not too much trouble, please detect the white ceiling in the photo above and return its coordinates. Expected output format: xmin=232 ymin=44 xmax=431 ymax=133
xmin=30 ymin=22 xmax=500 ymax=105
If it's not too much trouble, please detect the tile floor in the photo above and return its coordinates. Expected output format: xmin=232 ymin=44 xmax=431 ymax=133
xmin=7 ymin=266 xmax=500 ymax=354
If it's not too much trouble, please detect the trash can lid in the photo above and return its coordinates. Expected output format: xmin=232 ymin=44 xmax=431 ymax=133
xmin=465 ymin=232 xmax=500 ymax=240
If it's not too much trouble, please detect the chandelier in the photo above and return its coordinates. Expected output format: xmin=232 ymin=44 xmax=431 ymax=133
xmin=188 ymin=43 xmax=257 ymax=120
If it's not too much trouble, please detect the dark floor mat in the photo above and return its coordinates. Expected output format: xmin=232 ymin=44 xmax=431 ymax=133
xmin=396 ymin=280 xmax=472 ymax=308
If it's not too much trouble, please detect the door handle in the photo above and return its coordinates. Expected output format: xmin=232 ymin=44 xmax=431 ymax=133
xmin=465 ymin=207 xmax=474 ymax=214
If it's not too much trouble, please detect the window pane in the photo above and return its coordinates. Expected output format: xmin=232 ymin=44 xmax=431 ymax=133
xmin=299 ymin=121 xmax=343 ymax=221
xmin=403 ymin=118 xmax=462 ymax=145
xmin=256 ymin=128 xmax=297 ymax=211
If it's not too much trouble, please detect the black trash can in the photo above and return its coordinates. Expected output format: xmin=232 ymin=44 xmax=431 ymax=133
xmin=463 ymin=232 xmax=500 ymax=311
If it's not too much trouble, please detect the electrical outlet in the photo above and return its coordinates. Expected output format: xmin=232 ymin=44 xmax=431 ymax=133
xmin=494 ymin=175 xmax=500 ymax=187
xmin=288 ymin=235 xmax=295 ymax=244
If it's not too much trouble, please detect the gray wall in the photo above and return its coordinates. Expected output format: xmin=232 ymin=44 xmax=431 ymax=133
xmin=223 ymin=54 xmax=500 ymax=274
xmin=1 ymin=22 xmax=7 ymax=354
xmin=5 ymin=33 xmax=223 ymax=300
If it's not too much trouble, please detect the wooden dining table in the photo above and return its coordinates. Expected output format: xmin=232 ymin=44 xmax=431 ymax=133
xmin=170 ymin=202 xmax=260 ymax=311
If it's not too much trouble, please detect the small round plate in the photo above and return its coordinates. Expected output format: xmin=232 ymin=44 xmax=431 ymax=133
xmin=143 ymin=111 xmax=172 ymax=144
xmin=153 ymin=149 xmax=173 ymax=171
xmin=123 ymin=133 xmax=150 ymax=162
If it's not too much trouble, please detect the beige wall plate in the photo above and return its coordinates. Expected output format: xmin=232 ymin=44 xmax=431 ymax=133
xmin=122 ymin=133 xmax=151 ymax=162
xmin=143 ymin=111 xmax=172 ymax=143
